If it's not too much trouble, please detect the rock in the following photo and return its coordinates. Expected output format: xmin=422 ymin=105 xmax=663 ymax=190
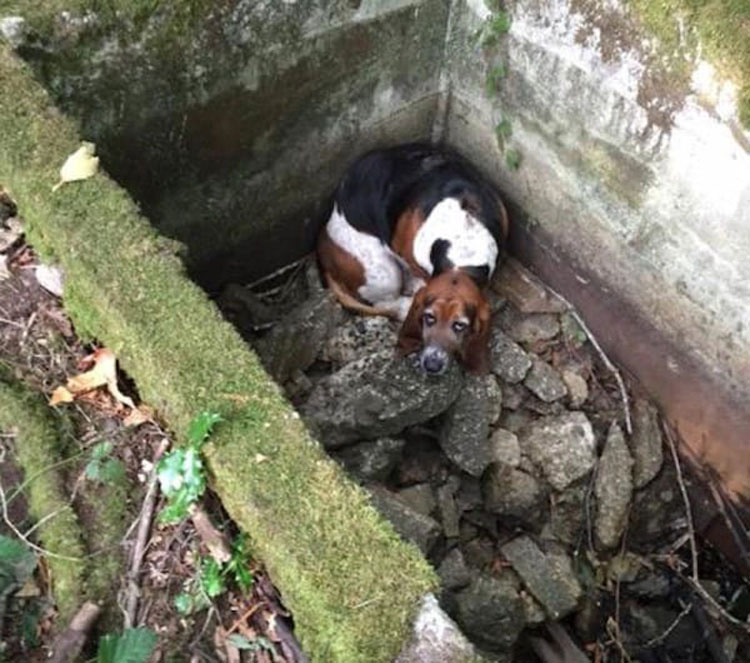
xmin=438 ymin=374 xmax=495 ymax=476
xmin=284 ymin=369 xmax=313 ymax=403
xmin=397 ymin=484 xmax=437 ymax=517
xmin=482 ymin=464 xmax=548 ymax=529
xmin=595 ymin=423 xmax=634 ymax=549
xmin=395 ymin=594 xmax=480 ymax=663
xmin=454 ymin=573 xmax=526 ymax=652
xmin=490 ymin=258 xmax=566 ymax=314
xmin=455 ymin=475 xmax=483 ymax=513
xmin=547 ymin=483 xmax=586 ymax=545
xmin=395 ymin=438 xmax=447 ymax=487
xmin=254 ymin=289 xmax=343 ymax=382
xmin=0 ymin=216 xmax=23 ymax=253
xmin=498 ymin=307 xmax=560 ymax=344
xmin=35 ymin=264 xmax=64 ymax=297
xmin=321 ymin=315 xmax=397 ymax=366
xmin=485 ymin=375 xmax=503 ymax=424
xmin=562 ymin=369 xmax=589 ymax=407
xmin=630 ymin=399 xmax=663 ymax=488
xmin=524 ymin=395 xmax=565 ymax=416
xmin=560 ymin=312 xmax=587 ymax=347
xmin=500 ymin=536 xmax=582 ymax=619
xmin=461 ymin=536 xmax=496 ymax=570
xmin=523 ymin=359 xmax=567 ymax=402
xmin=368 ymin=487 xmax=441 ymax=555
xmin=437 ymin=548 xmax=472 ymax=590
xmin=501 ymin=383 xmax=527 ymax=410
xmin=519 ymin=412 xmax=596 ymax=491
xmin=333 ymin=437 xmax=405 ymax=482
xmin=489 ymin=429 xmax=521 ymax=467
xmin=489 ymin=329 xmax=532 ymax=384
xmin=0 ymin=17 xmax=26 ymax=48
xmin=436 ymin=479 xmax=460 ymax=539
xmin=499 ymin=409 xmax=534 ymax=433
xmin=302 ymin=349 xmax=463 ymax=448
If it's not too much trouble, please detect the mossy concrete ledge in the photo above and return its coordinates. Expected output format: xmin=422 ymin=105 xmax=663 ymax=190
xmin=0 ymin=377 xmax=86 ymax=622
xmin=0 ymin=44 xmax=437 ymax=662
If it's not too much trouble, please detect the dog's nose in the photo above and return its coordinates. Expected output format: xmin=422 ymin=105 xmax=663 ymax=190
xmin=420 ymin=347 xmax=448 ymax=375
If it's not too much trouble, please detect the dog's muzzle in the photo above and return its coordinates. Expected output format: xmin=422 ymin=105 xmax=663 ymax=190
xmin=420 ymin=345 xmax=449 ymax=375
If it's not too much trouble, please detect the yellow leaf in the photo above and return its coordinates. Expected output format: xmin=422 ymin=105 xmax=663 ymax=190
xmin=49 ymin=386 xmax=74 ymax=406
xmin=52 ymin=142 xmax=100 ymax=192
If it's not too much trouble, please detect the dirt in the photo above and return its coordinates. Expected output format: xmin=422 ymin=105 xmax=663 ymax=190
xmin=0 ymin=205 xmax=302 ymax=662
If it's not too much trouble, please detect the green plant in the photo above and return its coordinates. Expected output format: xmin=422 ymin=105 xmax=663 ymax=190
xmin=505 ymin=148 xmax=521 ymax=170
xmin=156 ymin=411 xmax=222 ymax=524
xmin=481 ymin=9 xmax=512 ymax=46
xmin=97 ymin=627 xmax=157 ymax=663
xmin=485 ymin=63 xmax=507 ymax=97
xmin=85 ymin=441 xmax=126 ymax=484
xmin=226 ymin=633 xmax=277 ymax=658
xmin=174 ymin=533 xmax=255 ymax=615
xmin=495 ymin=117 xmax=513 ymax=149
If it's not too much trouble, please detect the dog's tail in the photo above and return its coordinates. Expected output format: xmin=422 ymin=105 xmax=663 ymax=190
xmin=324 ymin=272 xmax=401 ymax=320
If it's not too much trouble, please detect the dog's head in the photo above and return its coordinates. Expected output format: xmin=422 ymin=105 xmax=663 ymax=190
xmin=397 ymin=269 xmax=491 ymax=375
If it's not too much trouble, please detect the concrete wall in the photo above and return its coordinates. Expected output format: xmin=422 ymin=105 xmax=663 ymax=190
xmin=442 ymin=0 xmax=750 ymax=496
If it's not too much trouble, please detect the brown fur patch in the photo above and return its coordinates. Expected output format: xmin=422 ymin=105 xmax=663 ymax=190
xmin=391 ymin=207 xmax=429 ymax=279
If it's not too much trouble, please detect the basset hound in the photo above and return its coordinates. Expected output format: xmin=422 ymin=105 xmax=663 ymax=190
xmin=317 ymin=143 xmax=509 ymax=375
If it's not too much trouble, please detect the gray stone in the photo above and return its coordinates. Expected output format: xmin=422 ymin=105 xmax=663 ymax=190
xmin=595 ymin=423 xmax=634 ymax=549
xmin=0 ymin=217 xmax=22 ymax=253
xmin=489 ymin=328 xmax=532 ymax=384
xmin=489 ymin=428 xmax=521 ymax=467
xmin=562 ymin=369 xmax=589 ymax=408
xmin=547 ymin=483 xmax=587 ymax=545
xmin=436 ymin=480 xmax=461 ymax=539
xmin=437 ymin=548 xmax=472 ymax=590
xmin=485 ymin=375 xmax=503 ymax=424
xmin=499 ymin=409 xmax=534 ymax=433
xmin=302 ymin=349 xmax=463 ymax=448
xmin=397 ymin=484 xmax=437 ymax=517
xmin=501 ymin=382 xmax=527 ymax=410
xmin=519 ymin=412 xmax=596 ymax=491
xmin=454 ymin=573 xmax=526 ymax=652
xmin=396 ymin=594 xmax=481 ymax=663
xmin=500 ymin=536 xmax=582 ymax=619
xmin=333 ymin=437 xmax=405 ymax=482
xmin=490 ymin=259 xmax=567 ymax=315
xmin=0 ymin=17 xmax=26 ymax=48
xmin=461 ymin=536 xmax=496 ymax=570
xmin=254 ymin=290 xmax=343 ymax=383
xmin=438 ymin=374 xmax=494 ymax=476
xmin=523 ymin=359 xmax=567 ymax=402
xmin=630 ymin=399 xmax=664 ymax=488
xmin=455 ymin=475 xmax=483 ymax=513
xmin=369 ymin=487 xmax=441 ymax=556
xmin=499 ymin=307 xmax=560 ymax=344
xmin=321 ymin=315 xmax=397 ymax=366
xmin=482 ymin=464 xmax=547 ymax=529
xmin=217 ymin=283 xmax=276 ymax=332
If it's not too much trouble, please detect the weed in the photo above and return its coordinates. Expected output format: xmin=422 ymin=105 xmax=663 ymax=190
xmin=485 ymin=63 xmax=506 ymax=97
xmin=495 ymin=117 xmax=513 ymax=148
xmin=505 ymin=149 xmax=521 ymax=170
xmin=481 ymin=10 xmax=512 ymax=46
xmin=156 ymin=411 xmax=222 ymax=524
xmin=226 ymin=633 xmax=277 ymax=656
xmin=97 ymin=627 xmax=157 ymax=663
xmin=84 ymin=441 xmax=126 ymax=484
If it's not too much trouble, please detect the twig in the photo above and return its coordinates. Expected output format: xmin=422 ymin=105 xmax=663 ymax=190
xmin=680 ymin=573 xmax=750 ymax=635
xmin=706 ymin=471 xmax=750 ymax=569
xmin=642 ymin=602 xmax=692 ymax=648
xmin=0 ymin=475 xmax=83 ymax=562
xmin=123 ymin=438 xmax=170 ymax=628
xmin=190 ymin=504 xmax=232 ymax=564
xmin=23 ymin=505 xmax=70 ymax=538
xmin=689 ymin=597 xmax=732 ymax=663
xmin=663 ymin=422 xmax=698 ymax=581
xmin=226 ymin=602 xmax=262 ymax=635
xmin=245 ymin=256 xmax=309 ymax=291
xmin=49 ymin=601 xmax=101 ymax=663
xmin=547 ymin=286 xmax=632 ymax=434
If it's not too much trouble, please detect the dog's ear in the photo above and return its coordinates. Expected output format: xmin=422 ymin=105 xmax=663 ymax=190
xmin=461 ymin=296 xmax=491 ymax=374
xmin=397 ymin=287 xmax=427 ymax=356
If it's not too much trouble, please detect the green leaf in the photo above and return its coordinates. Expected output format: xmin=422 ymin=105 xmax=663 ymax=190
xmin=92 ymin=441 xmax=113 ymax=460
xmin=187 ymin=411 xmax=222 ymax=448
xmin=485 ymin=63 xmax=506 ymax=97
xmin=156 ymin=449 xmax=187 ymax=496
xmin=490 ymin=11 xmax=511 ymax=35
xmin=84 ymin=459 xmax=102 ymax=481
xmin=100 ymin=458 xmax=126 ymax=484
xmin=0 ymin=534 xmax=37 ymax=593
xmin=226 ymin=633 xmax=256 ymax=650
xmin=495 ymin=118 xmax=512 ymax=141
xmin=21 ymin=602 xmax=41 ymax=648
xmin=97 ymin=627 xmax=157 ymax=663
xmin=199 ymin=557 xmax=226 ymax=598
xmin=174 ymin=591 xmax=193 ymax=615
xmin=505 ymin=148 xmax=521 ymax=170
xmin=156 ymin=489 xmax=193 ymax=524
xmin=227 ymin=534 xmax=254 ymax=593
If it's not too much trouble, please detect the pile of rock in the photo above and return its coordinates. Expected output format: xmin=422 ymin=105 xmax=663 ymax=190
xmin=219 ymin=258 xmax=743 ymax=662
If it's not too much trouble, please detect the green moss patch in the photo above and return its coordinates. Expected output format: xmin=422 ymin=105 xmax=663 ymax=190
xmin=0 ymin=378 xmax=86 ymax=622
xmin=628 ymin=0 xmax=750 ymax=129
xmin=0 ymin=43 xmax=436 ymax=662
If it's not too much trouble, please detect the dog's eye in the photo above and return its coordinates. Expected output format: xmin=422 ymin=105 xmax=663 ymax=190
xmin=423 ymin=312 xmax=436 ymax=327
xmin=452 ymin=320 xmax=468 ymax=333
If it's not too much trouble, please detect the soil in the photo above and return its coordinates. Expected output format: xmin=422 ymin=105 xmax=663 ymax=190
xmin=0 ymin=199 xmax=303 ymax=662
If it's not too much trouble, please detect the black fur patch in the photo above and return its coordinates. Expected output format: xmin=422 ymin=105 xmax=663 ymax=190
xmin=429 ymin=239 xmax=454 ymax=275
xmin=461 ymin=265 xmax=490 ymax=287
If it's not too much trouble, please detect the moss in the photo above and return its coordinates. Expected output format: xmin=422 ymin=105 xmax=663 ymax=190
xmin=627 ymin=0 xmax=750 ymax=129
xmin=0 ymin=43 xmax=437 ymax=662
xmin=0 ymin=378 xmax=86 ymax=623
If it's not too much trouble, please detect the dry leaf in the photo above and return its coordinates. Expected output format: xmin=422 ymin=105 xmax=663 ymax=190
xmin=122 ymin=405 xmax=154 ymax=427
xmin=49 ymin=386 xmax=75 ymax=406
xmin=254 ymin=454 xmax=269 ymax=463
xmin=0 ymin=255 xmax=9 ymax=281
xmin=52 ymin=142 xmax=99 ymax=192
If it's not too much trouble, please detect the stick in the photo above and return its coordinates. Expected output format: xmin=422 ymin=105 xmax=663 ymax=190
xmin=48 ymin=601 xmax=101 ymax=663
xmin=123 ymin=438 xmax=170 ymax=628
xmin=663 ymin=422 xmax=698 ymax=581
xmin=642 ymin=602 xmax=692 ymax=648
xmin=190 ymin=504 xmax=231 ymax=564
xmin=547 ymin=286 xmax=632 ymax=434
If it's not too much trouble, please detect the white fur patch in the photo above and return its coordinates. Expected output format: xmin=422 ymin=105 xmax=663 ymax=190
xmin=412 ymin=198 xmax=498 ymax=276
xmin=325 ymin=206 xmax=403 ymax=304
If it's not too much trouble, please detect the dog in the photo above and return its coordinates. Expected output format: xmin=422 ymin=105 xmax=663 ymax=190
xmin=317 ymin=143 xmax=509 ymax=375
